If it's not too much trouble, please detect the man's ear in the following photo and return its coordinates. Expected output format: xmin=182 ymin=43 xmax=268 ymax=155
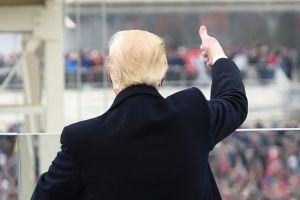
xmin=105 ymin=56 xmax=113 ymax=84
xmin=159 ymin=78 xmax=165 ymax=87
xmin=106 ymin=70 xmax=113 ymax=85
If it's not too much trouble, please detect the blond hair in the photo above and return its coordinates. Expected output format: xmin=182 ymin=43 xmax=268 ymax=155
xmin=106 ymin=30 xmax=168 ymax=91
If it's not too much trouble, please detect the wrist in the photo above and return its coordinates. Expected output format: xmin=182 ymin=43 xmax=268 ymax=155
xmin=212 ymin=54 xmax=227 ymax=65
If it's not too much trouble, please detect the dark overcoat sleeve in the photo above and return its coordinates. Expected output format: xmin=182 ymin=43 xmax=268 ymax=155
xmin=207 ymin=58 xmax=248 ymax=148
xmin=31 ymin=127 xmax=80 ymax=200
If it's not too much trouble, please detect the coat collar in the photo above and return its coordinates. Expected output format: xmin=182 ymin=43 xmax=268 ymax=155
xmin=108 ymin=84 xmax=163 ymax=111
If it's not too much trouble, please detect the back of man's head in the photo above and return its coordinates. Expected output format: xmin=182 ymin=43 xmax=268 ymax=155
xmin=107 ymin=30 xmax=168 ymax=91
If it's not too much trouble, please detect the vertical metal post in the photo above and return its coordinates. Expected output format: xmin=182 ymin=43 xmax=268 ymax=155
xmin=75 ymin=0 xmax=82 ymax=121
xmin=101 ymin=1 xmax=108 ymax=53
xmin=101 ymin=1 xmax=110 ymax=109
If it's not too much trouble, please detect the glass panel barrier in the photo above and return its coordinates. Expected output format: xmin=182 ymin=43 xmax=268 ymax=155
xmin=1 ymin=129 xmax=300 ymax=199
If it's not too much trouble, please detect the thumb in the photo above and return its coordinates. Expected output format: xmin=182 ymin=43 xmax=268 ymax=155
xmin=199 ymin=25 xmax=208 ymax=40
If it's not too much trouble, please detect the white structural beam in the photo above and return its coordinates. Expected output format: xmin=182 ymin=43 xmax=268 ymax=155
xmin=18 ymin=19 xmax=43 ymax=200
xmin=18 ymin=136 xmax=36 ymax=200
xmin=67 ymin=0 xmax=300 ymax=3
xmin=0 ymin=0 xmax=45 ymax=5
xmin=39 ymin=0 xmax=64 ymax=174
xmin=66 ymin=0 xmax=300 ymax=13
xmin=42 ymin=0 xmax=65 ymax=136
xmin=68 ymin=5 xmax=300 ymax=14
xmin=0 ymin=6 xmax=41 ymax=32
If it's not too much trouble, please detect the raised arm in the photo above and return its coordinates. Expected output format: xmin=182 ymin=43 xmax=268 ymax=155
xmin=199 ymin=26 xmax=248 ymax=148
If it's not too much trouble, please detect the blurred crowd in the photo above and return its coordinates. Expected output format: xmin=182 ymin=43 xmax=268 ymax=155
xmin=0 ymin=53 xmax=21 ymax=88
xmin=1 ymin=46 xmax=300 ymax=87
xmin=228 ymin=45 xmax=300 ymax=82
xmin=0 ymin=53 xmax=20 ymax=69
xmin=65 ymin=50 xmax=106 ymax=84
xmin=0 ymin=125 xmax=19 ymax=200
xmin=210 ymin=120 xmax=300 ymax=200
xmin=64 ymin=45 xmax=300 ymax=86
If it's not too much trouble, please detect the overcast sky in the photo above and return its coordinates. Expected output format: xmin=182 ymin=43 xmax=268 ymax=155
xmin=0 ymin=33 xmax=21 ymax=55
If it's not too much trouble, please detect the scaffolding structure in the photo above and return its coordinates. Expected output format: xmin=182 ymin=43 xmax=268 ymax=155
xmin=0 ymin=0 xmax=64 ymax=199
